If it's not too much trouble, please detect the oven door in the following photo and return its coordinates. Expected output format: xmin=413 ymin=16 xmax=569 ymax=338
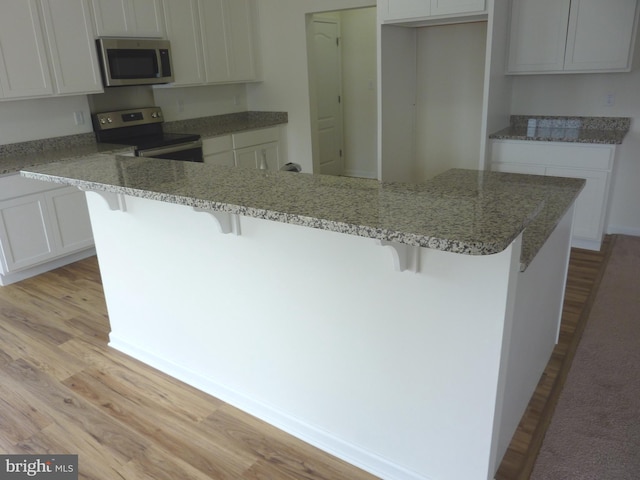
xmin=137 ymin=140 xmax=203 ymax=163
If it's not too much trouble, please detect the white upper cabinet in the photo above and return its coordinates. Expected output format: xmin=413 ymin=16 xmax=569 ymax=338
xmin=431 ymin=0 xmax=486 ymax=16
xmin=507 ymin=0 xmax=639 ymax=74
xmin=162 ymin=0 xmax=205 ymax=85
xmin=163 ymin=0 xmax=258 ymax=85
xmin=0 ymin=0 xmax=54 ymax=99
xmin=564 ymin=0 xmax=639 ymax=71
xmin=224 ymin=0 xmax=257 ymax=82
xmin=199 ymin=0 xmax=231 ymax=83
xmin=91 ymin=0 xmax=165 ymax=37
xmin=40 ymin=0 xmax=104 ymax=95
xmin=379 ymin=0 xmax=486 ymax=24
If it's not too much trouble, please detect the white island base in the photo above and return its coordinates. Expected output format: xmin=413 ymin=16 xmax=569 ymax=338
xmin=86 ymin=191 xmax=573 ymax=480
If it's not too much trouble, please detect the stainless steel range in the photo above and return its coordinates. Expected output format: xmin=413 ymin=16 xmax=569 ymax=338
xmin=93 ymin=107 xmax=203 ymax=162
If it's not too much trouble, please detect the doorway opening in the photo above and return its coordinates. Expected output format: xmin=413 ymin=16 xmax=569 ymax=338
xmin=306 ymin=7 xmax=377 ymax=178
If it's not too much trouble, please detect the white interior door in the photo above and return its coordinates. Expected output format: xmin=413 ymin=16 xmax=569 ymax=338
xmin=312 ymin=17 xmax=344 ymax=176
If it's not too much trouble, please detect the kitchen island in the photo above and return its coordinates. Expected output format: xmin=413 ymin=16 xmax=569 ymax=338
xmin=22 ymin=157 xmax=583 ymax=480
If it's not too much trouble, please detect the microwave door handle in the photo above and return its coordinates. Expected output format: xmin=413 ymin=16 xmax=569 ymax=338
xmin=138 ymin=140 xmax=202 ymax=157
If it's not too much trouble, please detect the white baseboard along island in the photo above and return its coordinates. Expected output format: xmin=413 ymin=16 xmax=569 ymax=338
xmin=22 ymin=156 xmax=584 ymax=480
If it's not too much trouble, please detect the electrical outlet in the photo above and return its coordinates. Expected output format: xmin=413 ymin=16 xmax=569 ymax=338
xmin=177 ymin=99 xmax=184 ymax=113
xmin=73 ymin=111 xmax=85 ymax=125
xmin=605 ymin=92 xmax=615 ymax=107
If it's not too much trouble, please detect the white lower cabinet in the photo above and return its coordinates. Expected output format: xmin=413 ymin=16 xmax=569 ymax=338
xmin=202 ymin=126 xmax=285 ymax=171
xmin=490 ymin=140 xmax=615 ymax=250
xmin=202 ymin=135 xmax=234 ymax=166
xmin=232 ymin=127 xmax=283 ymax=171
xmin=0 ymin=174 xmax=94 ymax=285
xmin=234 ymin=142 xmax=280 ymax=170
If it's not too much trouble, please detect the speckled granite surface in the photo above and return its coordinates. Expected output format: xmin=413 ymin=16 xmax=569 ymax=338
xmin=0 ymin=133 xmax=132 ymax=175
xmin=163 ymin=111 xmax=287 ymax=138
xmin=489 ymin=115 xmax=630 ymax=144
xmin=20 ymin=156 xmax=584 ymax=269
xmin=1 ymin=111 xmax=287 ymax=175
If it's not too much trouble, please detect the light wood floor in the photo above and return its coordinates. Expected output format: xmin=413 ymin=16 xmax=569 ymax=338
xmin=0 ymin=257 xmax=377 ymax=480
xmin=0 ymin=238 xmax=612 ymax=480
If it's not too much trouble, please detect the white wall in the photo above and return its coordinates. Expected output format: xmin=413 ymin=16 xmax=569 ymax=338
xmin=341 ymin=7 xmax=378 ymax=178
xmin=247 ymin=0 xmax=377 ymax=173
xmin=0 ymin=95 xmax=93 ymax=144
xmin=510 ymin=36 xmax=640 ymax=235
xmin=414 ymin=22 xmax=487 ymax=180
xmin=153 ymin=84 xmax=248 ymax=121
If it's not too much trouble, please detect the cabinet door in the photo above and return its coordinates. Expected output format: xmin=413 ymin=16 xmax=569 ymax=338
xmin=564 ymin=0 xmax=638 ymax=72
xmin=507 ymin=0 xmax=571 ymax=73
xmin=380 ymin=0 xmax=431 ymax=21
xmin=92 ymin=0 xmax=164 ymax=37
xmin=234 ymin=142 xmax=280 ymax=170
xmin=162 ymin=0 xmax=204 ymax=85
xmin=0 ymin=194 xmax=56 ymax=273
xmin=91 ymin=0 xmax=129 ymax=36
xmin=226 ymin=0 xmax=257 ymax=82
xmin=202 ymin=135 xmax=234 ymax=165
xmin=40 ymin=0 xmax=104 ymax=95
xmin=205 ymin=151 xmax=235 ymax=167
xmin=45 ymin=187 xmax=94 ymax=254
xmin=130 ymin=0 xmax=164 ymax=37
xmin=546 ymin=167 xmax=608 ymax=242
xmin=199 ymin=0 xmax=231 ymax=83
xmin=431 ymin=0 xmax=486 ymax=16
xmin=0 ymin=0 xmax=54 ymax=99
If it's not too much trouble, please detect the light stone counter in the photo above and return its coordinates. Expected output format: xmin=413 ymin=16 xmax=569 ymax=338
xmin=489 ymin=115 xmax=631 ymax=144
xmin=0 ymin=134 xmax=132 ymax=175
xmin=21 ymin=155 xmax=584 ymax=270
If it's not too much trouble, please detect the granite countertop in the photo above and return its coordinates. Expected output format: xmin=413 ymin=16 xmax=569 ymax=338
xmin=0 ymin=133 xmax=133 ymax=175
xmin=489 ymin=115 xmax=631 ymax=144
xmin=20 ymin=156 xmax=585 ymax=270
xmin=0 ymin=111 xmax=288 ymax=175
xmin=164 ymin=111 xmax=288 ymax=138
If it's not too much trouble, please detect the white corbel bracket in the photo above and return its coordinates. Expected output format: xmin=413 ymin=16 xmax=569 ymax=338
xmin=81 ymin=189 xmax=127 ymax=212
xmin=377 ymin=240 xmax=420 ymax=273
xmin=193 ymin=208 xmax=242 ymax=235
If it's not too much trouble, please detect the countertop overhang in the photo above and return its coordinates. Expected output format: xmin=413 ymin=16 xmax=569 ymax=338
xmin=20 ymin=155 xmax=585 ymax=269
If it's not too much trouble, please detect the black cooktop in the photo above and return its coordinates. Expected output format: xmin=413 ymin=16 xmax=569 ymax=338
xmin=93 ymin=107 xmax=200 ymax=152
xmin=108 ymin=132 xmax=201 ymax=151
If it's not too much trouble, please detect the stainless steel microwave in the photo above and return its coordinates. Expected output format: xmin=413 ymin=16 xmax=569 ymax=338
xmin=96 ymin=38 xmax=173 ymax=87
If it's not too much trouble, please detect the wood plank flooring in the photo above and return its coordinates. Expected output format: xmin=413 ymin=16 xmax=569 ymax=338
xmin=495 ymin=235 xmax=614 ymax=480
xmin=0 ymin=257 xmax=377 ymax=480
xmin=0 ymin=238 xmax=612 ymax=480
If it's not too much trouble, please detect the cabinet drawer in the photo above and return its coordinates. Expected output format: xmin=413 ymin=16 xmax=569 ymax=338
xmin=232 ymin=127 xmax=280 ymax=149
xmin=0 ymin=173 xmax=61 ymax=201
xmin=202 ymin=135 xmax=232 ymax=155
xmin=491 ymin=141 xmax=614 ymax=171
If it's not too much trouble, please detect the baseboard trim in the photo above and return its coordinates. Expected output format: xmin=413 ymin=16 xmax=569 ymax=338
xmin=108 ymin=336 xmax=429 ymax=480
xmin=606 ymin=226 xmax=640 ymax=237
xmin=0 ymin=248 xmax=96 ymax=286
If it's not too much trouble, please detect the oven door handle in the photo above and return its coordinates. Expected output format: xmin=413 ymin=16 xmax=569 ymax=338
xmin=137 ymin=139 xmax=202 ymax=157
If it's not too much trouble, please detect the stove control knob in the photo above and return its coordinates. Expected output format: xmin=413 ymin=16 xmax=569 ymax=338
xmin=107 ymin=117 xmax=113 ymax=123
xmin=157 ymin=110 xmax=162 ymax=117
xmin=151 ymin=112 xmax=158 ymax=118
xmin=99 ymin=118 xmax=106 ymax=124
